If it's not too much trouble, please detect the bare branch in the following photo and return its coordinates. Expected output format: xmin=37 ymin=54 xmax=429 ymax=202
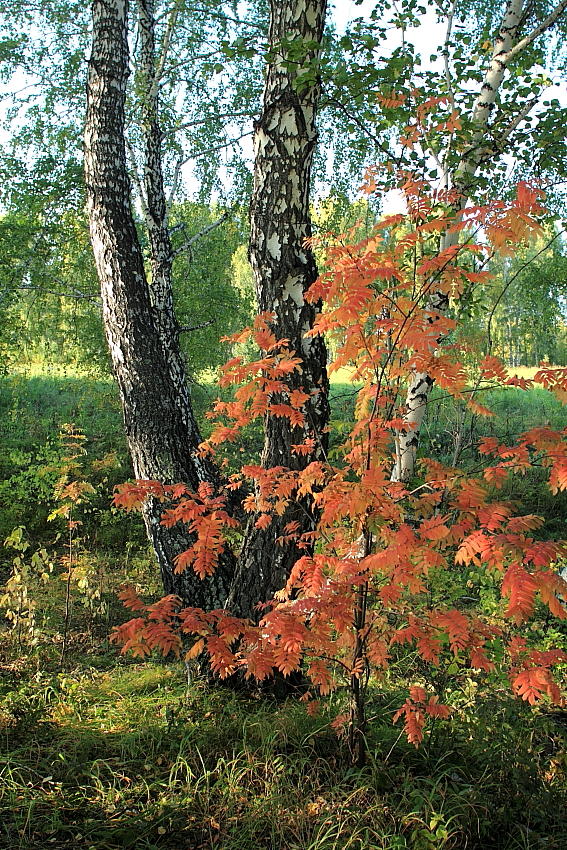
xmin=179 ymin=319 xmax=215 ymax=333
xmin=162 ymin=111 xmax=254 ymax=138
xmin=158 ymin=49 xmax=225 ymax=80
xmin=442 ymin=0 xmax=458 ymax=99
xmin=153 ymin=0 xmax=180 ymax=94
xmin=167 ymin=154 xmax=184 ymax=209
xmin=486 ymin=229 xmax=566 ymax=355
xmin=174 ymin=130 xmax=254 ymax=168
xmin=16 ymin=282 xmax=101 ymax=301
xmin=490 ymin=95 xmax=540 ymax=153
xmin=186 ymin=6 xmax=265 ymax=31
xmin=172 ymin=209 xmax=231 ymax=258
xmin=323 ymin=92 xmax=403 ymax=165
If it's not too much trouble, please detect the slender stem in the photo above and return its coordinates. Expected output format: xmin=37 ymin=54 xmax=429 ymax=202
xmin=60 ymin=512 xmax=73 ymax=665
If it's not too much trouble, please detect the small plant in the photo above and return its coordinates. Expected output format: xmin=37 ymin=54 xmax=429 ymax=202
xmin=0 ymin=423 xmax=137 ymax=663
xmin=48 ymin=424 xmax=96 ymax=661
xmin=1 ymin=527 xmax=53 ymax=650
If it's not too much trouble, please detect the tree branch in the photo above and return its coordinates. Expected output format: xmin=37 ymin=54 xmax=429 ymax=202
xmin=442 ymin=0 xmax=458 ymax=106
xmin=174 ymin=130 xmax=254 ymax=168
xmin=489 ymin=94 xmax=540 ymax=154
xmin=167 ymin=153 xmax=184 ymax=208
xmin=178 ymin=319 xmax=215 ymax=333
xmin=172 ymin=209 xmax=231 ymax=258
xmin=16 ymin=282 xmax=101 ymax=301
xmin=162 ymin=111 xmax=254 ymax=138
xmin=153 ymin=0 xmax=180 ymax=96
xmin=508 ymin=0 xmax=567 ymax=61
xmin=486 ymin=228 xmax=566 ymax=356
xmin=323 ymin=92 xmax=404 ymax=165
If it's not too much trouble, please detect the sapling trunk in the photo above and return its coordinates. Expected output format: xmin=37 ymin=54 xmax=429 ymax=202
xmin=348 ymin=531 xmax=371 ymax=767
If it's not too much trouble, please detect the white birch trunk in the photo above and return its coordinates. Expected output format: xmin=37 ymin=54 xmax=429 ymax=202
xmin=227 ymin=0 xmax=330 ymax=619
xmin=85 ymin=0 xmax=234 ymax=608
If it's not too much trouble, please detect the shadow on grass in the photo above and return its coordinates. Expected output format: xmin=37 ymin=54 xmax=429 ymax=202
xmin=1 ymin=661 xmax=566 ymax=850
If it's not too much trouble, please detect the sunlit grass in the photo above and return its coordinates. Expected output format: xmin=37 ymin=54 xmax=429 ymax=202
xmin=507 ymin=365 xmax=563 ymax=380
xmin=11 ymin=360 xmax=113 ymax=380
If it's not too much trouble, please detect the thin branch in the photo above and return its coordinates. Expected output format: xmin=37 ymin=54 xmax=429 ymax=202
xmin=167 ymin=154 xmax=184 ymax=208
xmin=158 ymin=50 xmax=225 ymax=80
xmin=436 ymin=0 xmax=459 ymax=184
xmin=486 ymin=228 xmax=566 ymax=355
xmin=323 ymin=92 xmax=404 ymax=166
xmin=508 ymin=0 xmax=567 ymax=61
xmin=456 ymin=94 xmax=544 ymax=192
xmin=172 ymin=209 xmax=231 ymax=258
xmin=17 ymin=282 xmax=101 ymax=301
xmin=153 ymin=0 xmax=180 ymax=95
xmin=489 ymin=95 xmax=540 ymax=154
xmin=162 ymin=111 xmax=254 ymax=138
xmin=182 ymin=6 xmax=265 ymax=31
xmin=442 ymin=0 xmax=458 ymax=107
xmin=175 ymin=130 xmax=254 ymax=166
xmin=179 ymin=319 xmax=215 ymax=333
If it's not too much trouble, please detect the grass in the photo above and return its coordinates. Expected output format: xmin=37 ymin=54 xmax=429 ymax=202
xmin=1 ymin=654 xmax=566 ymax=850
xmin=0 ymin=373 xmax=150 ymax=548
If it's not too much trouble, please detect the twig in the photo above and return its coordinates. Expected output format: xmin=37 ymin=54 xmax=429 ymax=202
xmin=179 ymin=319 xmax=215 ymax=333
xmin=172 ymin=209 xmax=231 ymax=258
xmin=486 ymin=228 xmax=566 ymax=356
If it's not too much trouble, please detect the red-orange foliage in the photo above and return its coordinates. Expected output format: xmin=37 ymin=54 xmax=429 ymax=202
xmin=111 ymin=175 xmax=567 ymax=755
xmin=393 ymin=686 xmax=452 ymax=746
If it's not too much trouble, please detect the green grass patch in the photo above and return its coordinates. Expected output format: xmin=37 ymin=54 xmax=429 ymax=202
xmin=1 ymin=658 xmax=566 ymax=850
xmin=0 ymin=369 xmax=566 ymax=848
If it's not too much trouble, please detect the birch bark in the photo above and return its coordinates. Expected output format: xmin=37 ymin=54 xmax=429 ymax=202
xmin=227 ymin=0 xmax=330 ymax=618
xmin=85 ymin=0 xmax=233 ymax=608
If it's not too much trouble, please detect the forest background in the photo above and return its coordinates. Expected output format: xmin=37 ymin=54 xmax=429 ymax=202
xmin=1 ymin=1 xmax=567 ymax=848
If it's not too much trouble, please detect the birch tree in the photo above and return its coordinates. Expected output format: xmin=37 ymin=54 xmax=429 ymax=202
xmin=84 ymin=0 xmax=234 ymax=608
xmin=227 ymin=0 xmax=330 ymax=618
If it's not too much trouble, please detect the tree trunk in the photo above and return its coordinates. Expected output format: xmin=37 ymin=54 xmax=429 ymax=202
xmin=84 ymin=0 xmax=233 ymax=609
xmin=85 ymin=0 xmax=330 ymax=619
xmin=227 ymin=0 xmax=330 ymax=618
xmin=136 ymin=0 xmax=186 ymax=387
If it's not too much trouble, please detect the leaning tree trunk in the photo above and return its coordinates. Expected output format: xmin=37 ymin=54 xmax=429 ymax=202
xmin=84 ymin=0 xmax=233 ymax=608
xmin=227 ymin=0 xmax=330 ymax=619
xmin=392 ymin=0 xmax=567 ymax=484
